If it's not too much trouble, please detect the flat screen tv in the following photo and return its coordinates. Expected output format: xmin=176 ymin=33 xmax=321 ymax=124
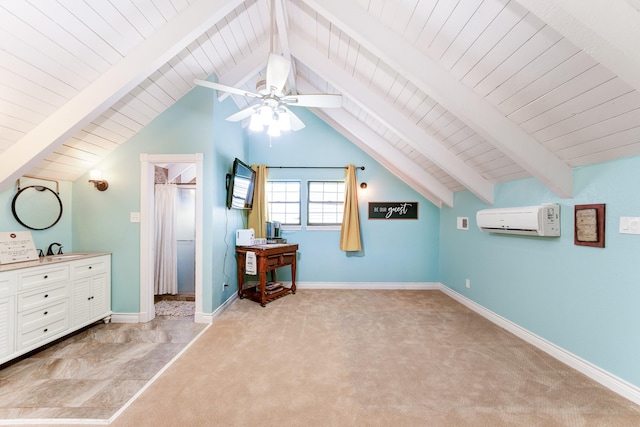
xmin=226 ymin=158 xmax=256 ymax=209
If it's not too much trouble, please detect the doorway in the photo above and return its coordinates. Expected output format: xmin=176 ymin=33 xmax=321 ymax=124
xmin=139 ymin=153 xmax=204 ymax=323
xmin=176 ymin=185 xmax=196 ymax=297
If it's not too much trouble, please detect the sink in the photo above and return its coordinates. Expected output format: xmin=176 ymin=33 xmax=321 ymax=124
xmin=50 ymin=253 xmax=90 ymax=260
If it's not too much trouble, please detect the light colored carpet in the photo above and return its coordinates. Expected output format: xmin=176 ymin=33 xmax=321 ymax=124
xmin=106 ymin=290 xmax=640 ymax=427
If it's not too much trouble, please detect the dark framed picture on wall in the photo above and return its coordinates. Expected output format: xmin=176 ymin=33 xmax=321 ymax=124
xmin=574 ymin=204 xmax=605 ymax=248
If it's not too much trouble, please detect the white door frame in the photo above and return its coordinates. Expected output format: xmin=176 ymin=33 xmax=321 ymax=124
xmin=139 ymin=153 xmax=204 ymax=322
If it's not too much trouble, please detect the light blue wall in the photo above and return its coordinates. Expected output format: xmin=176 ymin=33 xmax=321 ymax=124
xmin=71 ymin=88 xmax=246 ymax=313
xmin=440 ymin=156 xmax=640 ymax=388
xmin=211 ymin=97 xmax=248 ymax=307
xmin=246 ymin=108 xmax=440 ymax=283
xmin=0 ymin=180 xmax=72 ymax=253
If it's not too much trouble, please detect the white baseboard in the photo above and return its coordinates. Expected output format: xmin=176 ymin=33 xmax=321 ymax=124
xmin=439 ymin=284 xmax=640 ymax=406
xmin=195 ymin=293 xmax=238 ymax=323
xmin=111 ymin=294 xmax=239 ymax=325
xmin=296 ymin=281 xmax=440 ymax=290
xmin=110 ymin=313 xmax=141 ymax=323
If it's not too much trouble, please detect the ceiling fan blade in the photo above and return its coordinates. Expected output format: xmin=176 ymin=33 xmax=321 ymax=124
xmin=265 ymin=54 xmax=291 ymax=94
xmin=282 ymin=94 xmax=343 ymax=108
xmin=285 ymin=107 xmax=306 ymax=131
xmin=194 ymin=79 xmax=260 ymax=99
xmin=226 ymin=106 xmax=258 ymax=122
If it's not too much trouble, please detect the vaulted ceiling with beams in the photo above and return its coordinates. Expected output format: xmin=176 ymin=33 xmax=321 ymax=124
xmin=2 ymin=0 xmax=640 ymax=207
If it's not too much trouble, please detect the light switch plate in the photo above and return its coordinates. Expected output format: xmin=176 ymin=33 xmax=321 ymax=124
xmin=130 ymin=212 xmax=141 ymax=223
xmin=619 ymin=216 xmax=640 ymax=234
xmin=457 ymin=217 xmax=469 ymax=230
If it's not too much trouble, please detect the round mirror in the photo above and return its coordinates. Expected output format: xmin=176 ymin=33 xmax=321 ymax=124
xmin=11 ymin=185 xmax=63 ymax=230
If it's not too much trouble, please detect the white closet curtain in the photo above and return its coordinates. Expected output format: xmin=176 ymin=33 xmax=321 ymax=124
xmin=154 ymin=184 xmax=178 ymax=295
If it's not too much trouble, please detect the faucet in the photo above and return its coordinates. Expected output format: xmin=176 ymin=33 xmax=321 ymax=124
xmin=46 ymin=243 xmax=63 ymax=256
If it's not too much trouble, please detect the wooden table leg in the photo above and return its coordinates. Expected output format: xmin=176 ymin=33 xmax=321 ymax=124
xmin=290 ymin=254 xmax=296 ymax=294
xmin=237 ymin=253 xmax=245 ymax=299
xmin=259 ymin=270 xmax=267 ymax=307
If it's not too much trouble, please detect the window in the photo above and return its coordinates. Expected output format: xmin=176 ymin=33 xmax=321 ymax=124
xmin=308 ymin=181 xmax=345 ymax=226
xmin=266 ymin=181 xmax=301 ymax=225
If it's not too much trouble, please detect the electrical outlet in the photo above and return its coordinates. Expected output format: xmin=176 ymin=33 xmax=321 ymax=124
xmin=465 ymin=279 xmax=470 ymax=289
xmin=222 ymin=282 xmax=228 ymax=290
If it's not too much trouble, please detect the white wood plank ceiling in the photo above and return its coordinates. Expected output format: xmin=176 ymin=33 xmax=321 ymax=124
xmin=2 ymin=0 xmax=640 ymax=207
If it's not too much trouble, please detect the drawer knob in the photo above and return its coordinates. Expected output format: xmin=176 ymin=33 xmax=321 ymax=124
xmin=89 ymin=266 xmax=92 ymax=269
xmin=44 ymin=294 xmax=49 ymax=298
xmin=43 ymin=328 xmax=48 ymax=333
xmin=43 ymin=311 xmax=48 ymax=315
xmin=44 ymin=275 xmax=48 ymax=279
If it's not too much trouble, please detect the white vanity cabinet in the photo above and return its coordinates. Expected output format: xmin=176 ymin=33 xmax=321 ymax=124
xmin=70 ymin=256 xmax=110 ymax=327
xmin=0 ymin=253 xmax=111 ymax=366
xmin=0 ymin=272 xmax=16 ymax=360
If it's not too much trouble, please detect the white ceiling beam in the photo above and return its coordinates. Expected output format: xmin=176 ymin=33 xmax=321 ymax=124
xmin=0 ymin=0 xmax=244 ymax=191
xmin=290 ymin=35 xmax=493 ymax=205
xmin=302 ymin=0 xmax=573 ymax=199
xmin=274 ymin=0 xmax=297 ymax=94
xmin=515 ymin=0 xmax=640 ymax=94
xmin=310 ymin=106 xmax=449 ymax=208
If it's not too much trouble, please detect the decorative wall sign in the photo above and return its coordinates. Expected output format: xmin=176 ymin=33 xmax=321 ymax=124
xmin=368 ymin=202 xmax=418 ymax=220
xmin=574 ymin=204 xmax=605 ymax=248
xmin=0 ymin=231 xmax=39 ymax=264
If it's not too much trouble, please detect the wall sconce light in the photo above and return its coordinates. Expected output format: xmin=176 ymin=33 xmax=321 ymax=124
xmin=89 ymin=170 xmax=109 ymax=191
xmin=360 ymin=182 xmax=368 ymax=189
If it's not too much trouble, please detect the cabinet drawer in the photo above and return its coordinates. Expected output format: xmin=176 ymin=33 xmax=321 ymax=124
xmin=266 ymin=252 xmax=296 ymax=268
xmin=17 ymin=265 xmax=69 ymax=291
xmin=17 ymin=316 xmax=68 ymax=350
xmin=71 ymin=257 xmax=108 ymax=278
xmin=17 ymin=283 xmax=69 ymax=312
xmin=0 ymin=272 xmax=16 ymax=297
xmin=18 ymin=299 xmax=68 ymax=334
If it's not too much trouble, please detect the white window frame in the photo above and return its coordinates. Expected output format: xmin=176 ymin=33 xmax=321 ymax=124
xmin=307 ymin=180 xmax=345 ymax=228
xmin=266 ymin=180 xmax=301 ymax=228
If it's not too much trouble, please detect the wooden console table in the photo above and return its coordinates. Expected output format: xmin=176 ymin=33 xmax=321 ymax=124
xmin=236 ymin=243 xmax=298 ymax=306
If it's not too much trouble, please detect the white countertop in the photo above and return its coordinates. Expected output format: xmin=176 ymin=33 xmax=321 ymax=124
xmin=0 ymin=252 xmax=110 ymax=272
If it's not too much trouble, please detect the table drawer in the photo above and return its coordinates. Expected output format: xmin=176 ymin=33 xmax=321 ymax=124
xmin=17 ymin=265 xmax=69 ymax=291
xmin=17 ymin=316 xmax=69 ymax=350
xmin=17 ymin=283 xmax=69 ymax=312
xmin=18 ymin=299 xmax=68 ymax=334
xmin=71 ymin=257 xmax=108 ymax=278
xmin=266 ymin=252 xmax=296 ymax=268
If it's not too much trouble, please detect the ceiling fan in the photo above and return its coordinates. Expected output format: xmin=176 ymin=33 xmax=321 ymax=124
xmin=194 ymin=1 xmax=342 ymax=136
xmin=194 ymin=54 xmax=342 ymax=135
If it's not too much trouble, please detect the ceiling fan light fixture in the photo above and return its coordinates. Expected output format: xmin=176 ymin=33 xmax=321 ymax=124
xmin=259 ymin=105 xmax=271 ymax=119
xmin=193 ymin=1 xmax=342 ymax=138
xmin=249 ymin=112 xmax=263 ymax=131
xmin=268 ymin=121 xmax=281 ymax=137
xmin=279 ymin=110 xmax=291 ymax=131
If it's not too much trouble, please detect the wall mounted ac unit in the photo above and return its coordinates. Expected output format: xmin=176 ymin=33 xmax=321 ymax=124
xmin=476 ymin=204 xmax=560 ymax=236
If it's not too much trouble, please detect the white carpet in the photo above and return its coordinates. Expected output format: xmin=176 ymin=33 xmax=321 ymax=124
xmin=154 ymin=300 xmax=195 ymax=317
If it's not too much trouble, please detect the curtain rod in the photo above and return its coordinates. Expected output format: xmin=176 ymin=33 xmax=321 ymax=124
xmin=267 ymin=166 xmax=365 ymax=170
